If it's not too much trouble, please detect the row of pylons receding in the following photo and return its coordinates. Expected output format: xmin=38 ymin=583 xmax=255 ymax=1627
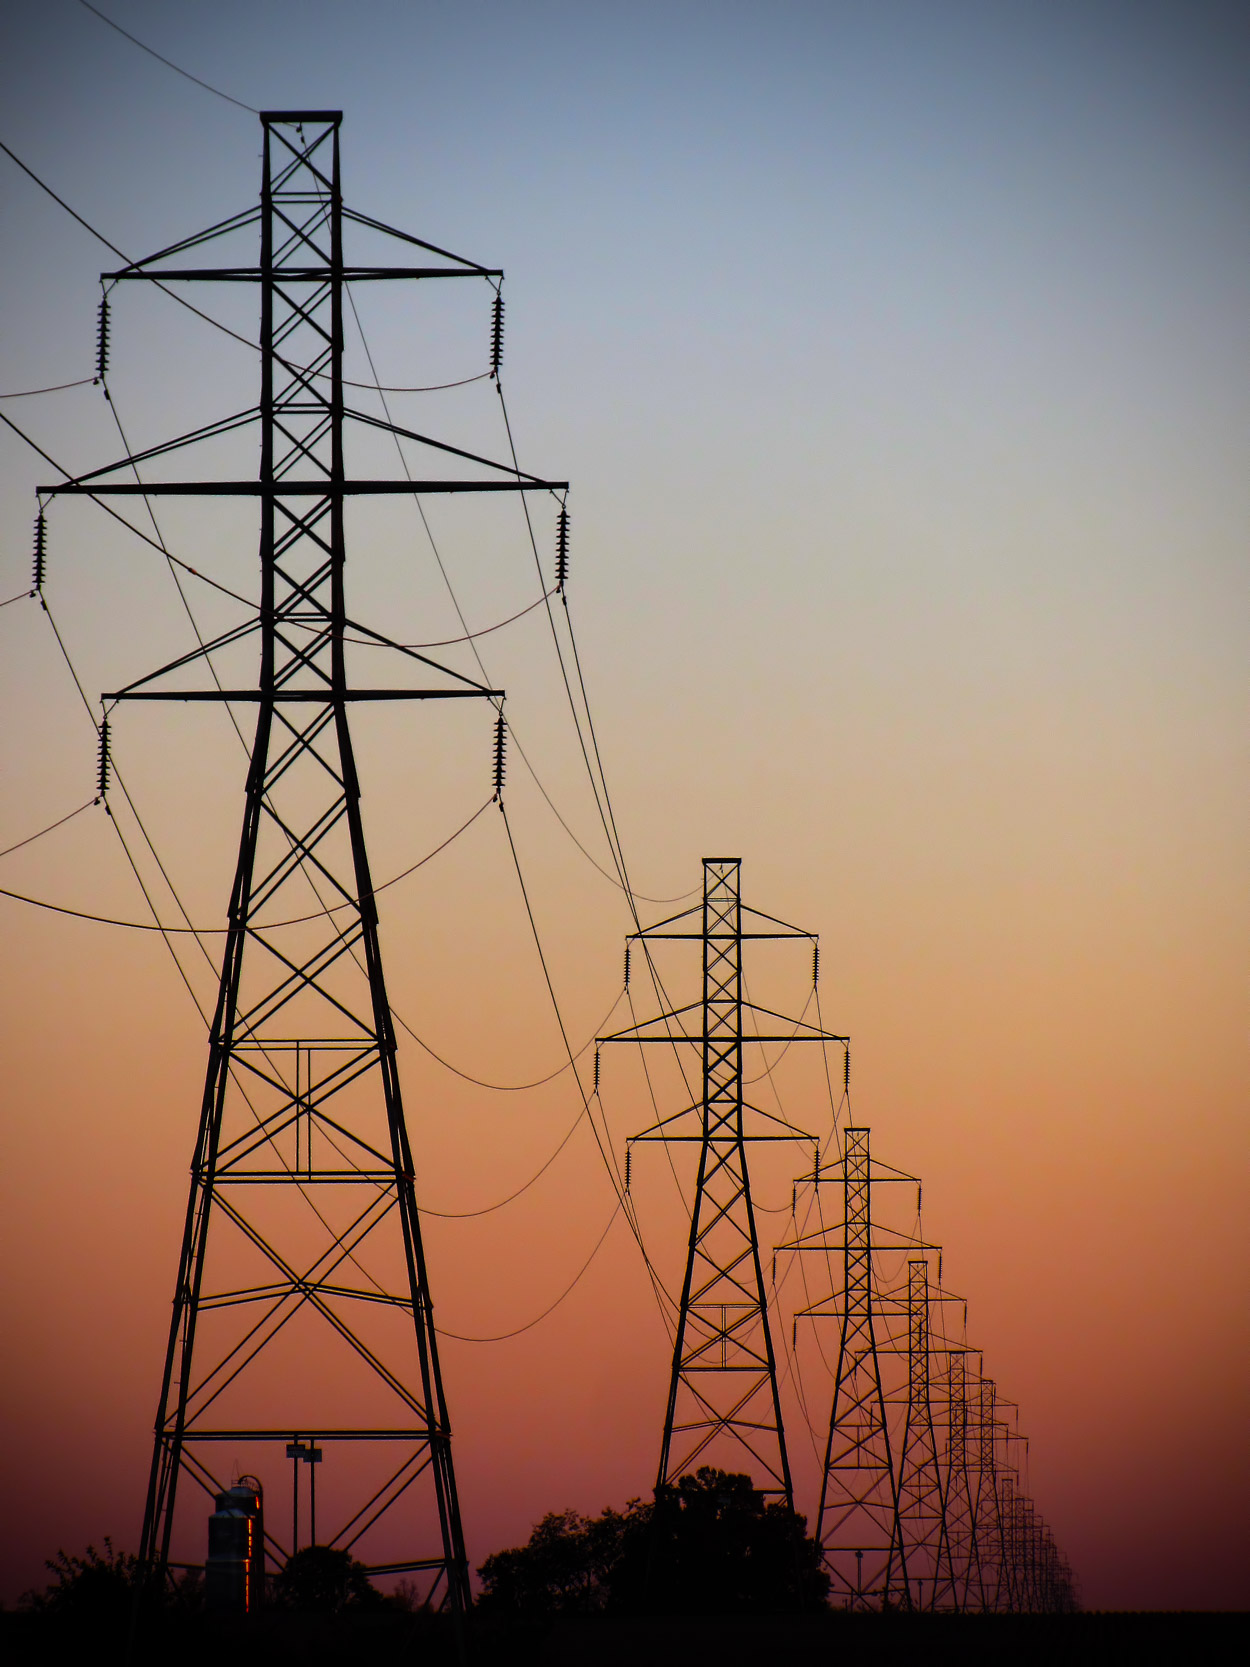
xmin=596 ymin=855 xmax=1077 ymax=1614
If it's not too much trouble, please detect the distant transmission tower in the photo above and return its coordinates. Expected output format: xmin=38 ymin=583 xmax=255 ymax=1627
xmin=599 ymin=857 xmax=845 ymax=1504
xmin=937 ymin=1348 xmax=982 ymax=1611
xmin=782 ymin=1125 xmax=915 ymax=1607
xmin=998 ymin=1471 xmax=1021 ymax=1611
xmin=890 ymin=1258 xmax=953 ymax=1610
xmin=42 ymin=112 xmax=565 ymax=1620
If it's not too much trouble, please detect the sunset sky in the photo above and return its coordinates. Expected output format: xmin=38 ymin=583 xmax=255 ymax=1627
xmin=1 ymin=0 xmax=1247 ymax=1611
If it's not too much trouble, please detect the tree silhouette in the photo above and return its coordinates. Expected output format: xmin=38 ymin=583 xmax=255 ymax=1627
xmin=477 ymin=1469 xmax=829 ymax=1616
xmin=22 ymin=1539 xmax=141 ymax=1626
xmin=271 ymin=1546 xmax=384 ymax=1613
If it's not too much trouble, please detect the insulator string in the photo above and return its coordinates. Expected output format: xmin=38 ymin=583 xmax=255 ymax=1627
xmin=555 ymin=506 xmax=570 ymax=593
xmin=489 ymin=291 xmax=504 ymax=377
xmin=95 ymin=289 xmax=111 ymax=383
xmin=32 ymin=510 xmax=46 ymax=592
xmin=492 ymin=710 xmax=506 ymax=799
xmin=96 ymin=714 xmax=111 ymax=797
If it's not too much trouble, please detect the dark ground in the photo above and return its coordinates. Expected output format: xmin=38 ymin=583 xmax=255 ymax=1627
xmin=2 ymin=1607 xmax=1245 ymax=1666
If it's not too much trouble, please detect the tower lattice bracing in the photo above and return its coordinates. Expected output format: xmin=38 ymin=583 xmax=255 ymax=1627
xmin=999 ymin=1472 xmax=1020 ymax=1611
xmin=599 ymin=857 xmax=844 ymax=1502
xmin=934 ymin=1348 xmax=978 ymax=1610
xmin=43 ymin=112 xmax=566 ymax=1619
xmin=889 ymin=1259 xmax=953 ymax=1609
xmin=971 ymin=1373 xmax=1005 ymax=1610
xmin=786 ymin=1126 xmax=907 ymax=1608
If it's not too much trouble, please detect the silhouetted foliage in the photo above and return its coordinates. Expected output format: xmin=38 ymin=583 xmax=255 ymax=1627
xmin=477 ymin=1503 xmax=644 ymax=1615
xmin=477 ymin=1469 xmax=829 ymax=1617
xmin=634 ymin=1467 xmax=829 ymax=1614
xmin=21 ymin=1539 xmax=140 ymax=1625
xmin=270 ymin=1545 xmax=385 ymax=1613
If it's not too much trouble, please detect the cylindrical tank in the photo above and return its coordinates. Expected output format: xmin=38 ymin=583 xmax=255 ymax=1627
xmin=205 ymin=1478 xmax=264 ymax=1612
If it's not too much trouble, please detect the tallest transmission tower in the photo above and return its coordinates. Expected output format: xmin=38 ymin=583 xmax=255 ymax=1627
xmin=41 ymin=114 xmax=565 ymax=1616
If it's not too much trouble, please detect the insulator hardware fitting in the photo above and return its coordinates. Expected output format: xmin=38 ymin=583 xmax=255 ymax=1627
xmin=555 ymin=507 xmax=570 ymax=592
xmin=489 ymin=292 xmax=504 ymax=376
xmin=97 ymin=715 xmax=111 ymax=797
xmin=32 ymin=511 xmax=46 ymax=592
xmin=492 ymin=712 xmax=506 ymax=798
xmin=96 ymin=293 xmax=111 ymax=382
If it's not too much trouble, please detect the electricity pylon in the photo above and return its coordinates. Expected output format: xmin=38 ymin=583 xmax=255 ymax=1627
xmin=971 ymin=1373 xmax=1005 ymax=1610
xmin=781 ymin=1126 xmax=922 ymax=1608
xmin=890 ymin=1259 xmax=953 ymax=1610
xmin=998 ymin=1472 xmax=1021 ymax=1611
xmin=598 ymin=856 xmax=845 ymax=1504
xmin=938 ymin=1350 xmax=983 ymax=1611
xmin=42 ymin=112 xmax=565 ymax=1620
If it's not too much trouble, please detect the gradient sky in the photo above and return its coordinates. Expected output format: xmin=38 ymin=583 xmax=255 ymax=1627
xmin=1 ymin=0 xmax=1247 ymax=1611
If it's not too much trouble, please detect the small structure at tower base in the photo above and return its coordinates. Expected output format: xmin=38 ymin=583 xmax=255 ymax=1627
xmin=206 ymin=1478 xmax=264 ymax=1613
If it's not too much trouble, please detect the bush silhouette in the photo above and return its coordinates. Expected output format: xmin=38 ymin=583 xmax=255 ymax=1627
xmin=477 ymin=1468 xmax=828 ymax=1616
xmin=271 ymin=1545 xmax=384 ymax=1613
xmin=22 ymin=1539 xmax=140 ymax=1626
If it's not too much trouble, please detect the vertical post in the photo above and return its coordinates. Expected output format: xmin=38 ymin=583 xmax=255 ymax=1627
xmin=309 ymin=1445 xmax=322 ymax=1547
xmin=286 ymin=1439 xmax=302 ymax=1554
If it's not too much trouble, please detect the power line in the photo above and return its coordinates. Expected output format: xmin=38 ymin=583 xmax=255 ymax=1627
xmin=436 ymin=1200 xmax=623 ymax=1343
xmin=498 ymin=799 xmax=676 ymax=1326
xmin=0 ymin=377 xmax=95 ymax=399
xmin=342 ymin=289 xmax=690 ymax=912
xmin=419 ymin=1100 xmax=596 ymax=1220
xmin=0 ymin=797 xmax=493 ymax=932
xmin=402 ymin=987 xmax=623 ymax=1095
xmin=0 ymin=138 xmax=259 ymax=355
xmin=75 ymin=0 xmax=259 ymax=114
xmin=0 ymin=797 xmax=99 ymax=859
xmin=2 ymin=135 xmax=493 ymax=390
xmin=0 ymin=408 xmax=256 ymax=607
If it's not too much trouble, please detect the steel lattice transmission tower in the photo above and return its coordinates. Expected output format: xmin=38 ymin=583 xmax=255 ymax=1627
xmin=43 ymin=112 xmax=565 ymax=1616
xmin=782 ymin=1126 xmax=914 ymax=1608
xmin=890 ymin=1258 xmax=953 ymax=1610
xmin=599 ymin=857 xmax=844 ymax=1503
xmin=937 ymin=1348 xmax=982 ymax=1611
xmin=999 ymin=1472 xmax=1022 ymax=1611
xmin=971 ymin=1373 xmax=1006 ymax=1609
